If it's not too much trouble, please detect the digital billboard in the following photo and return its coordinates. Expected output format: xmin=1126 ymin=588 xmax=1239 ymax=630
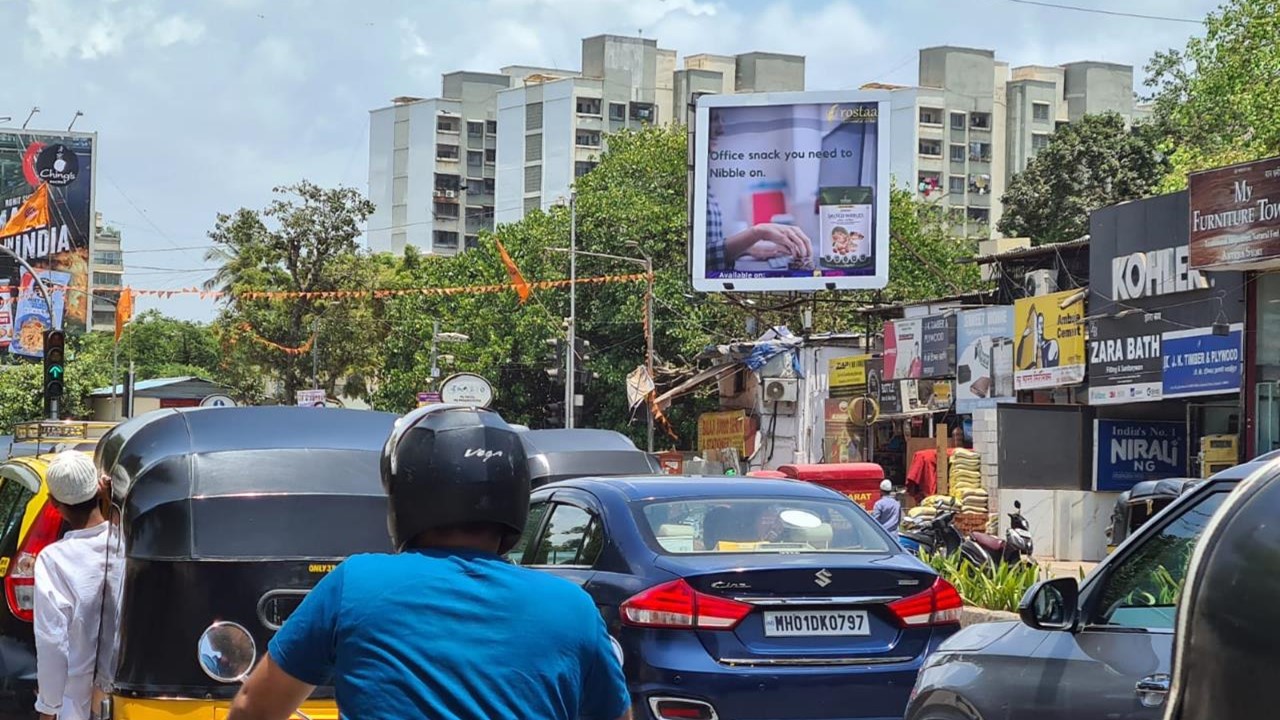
xmin=691 ymin=91 xmax=890 ymax=292
xmin=0 ymin=130 xmax=95 ymax=344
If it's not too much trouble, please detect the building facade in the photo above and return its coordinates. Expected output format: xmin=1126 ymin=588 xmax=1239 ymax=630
xmin=91 ymin=212 xmax=124 ymax=331
xmin=877 ymin=47 xmax=1143 ymax=239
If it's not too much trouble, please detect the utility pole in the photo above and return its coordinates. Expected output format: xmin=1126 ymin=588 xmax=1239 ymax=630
xmin=565 ymin=192 xmax=577 ymax=429
xmin=311 ymin=316 xmax=320 ymax=390
xmin=644 ymin=256 xmax=655 ymax=452
xmin=429 ymin=319 xmax=441 ymax=387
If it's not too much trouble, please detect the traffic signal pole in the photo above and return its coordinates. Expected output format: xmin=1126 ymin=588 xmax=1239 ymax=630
xmin=0 ymin=247 xmax=60 ymax=420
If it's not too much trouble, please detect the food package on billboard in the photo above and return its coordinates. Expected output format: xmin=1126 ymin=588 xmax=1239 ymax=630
xmin=9 ymin=269 xmax=70 ymax=359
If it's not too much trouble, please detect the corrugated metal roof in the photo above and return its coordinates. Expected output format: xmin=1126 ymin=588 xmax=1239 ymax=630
xmin=90 ymin=376 xmax=224 ymax=397
xmin=964 ymin=236 xmax=1090 ymax=265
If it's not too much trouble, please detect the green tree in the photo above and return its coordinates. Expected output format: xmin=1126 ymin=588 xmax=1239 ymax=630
xmin=1145 ymin=0 xmax=1280 ymax=190
xmin=883 ymin=187 xmax=983 ymax=304
xmin=116 ymin=310 xmax=221 ymax=380
xmin=998 ymin=113 xmax=1169 ymax=244
xmin=205 ymin=181 xmax=383 ymax=404
xmin=0 ymin=332 xmax=114 ymax=433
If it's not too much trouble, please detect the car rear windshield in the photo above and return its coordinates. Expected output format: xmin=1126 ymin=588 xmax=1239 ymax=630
xmin=640 ymin=498 xmax=894 ymax=554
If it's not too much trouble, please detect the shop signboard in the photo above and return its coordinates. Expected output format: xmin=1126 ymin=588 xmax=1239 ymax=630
xmin=691 ymin=90 xmax=891 ymax=292
xmin=877 ymin=379 xmax=949 ymax=415
xmin=955 ymin=306 xmax=1015 ymax=413
xmin=1093 ymin=419 xmax=1188 ymax=492
xmin=884 ymin=316 xmax=953 ymax=380
xmin=827 ymin=354 xmax=869 ymax=396
xmin=1188 ymin=155 xmax=1280 ymax=271
xmin=1013 ymin=290 xmax=1086 ymax=390
xmin=296 ymin=389 xmax=326 ymax=407
xmin=1162 ymin=324 xmax=1244 ymax=399
xmin=1088 ymin=315 xmax=1165 ymax=405
xmin=919 ymin=314 xmax=956 ymax=378
xmin=698 ymin=409 xmax=747 ymax=455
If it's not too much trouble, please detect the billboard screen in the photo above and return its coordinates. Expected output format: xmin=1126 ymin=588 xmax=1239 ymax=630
xmin=956 ymin=306 xmax=1015 ymax=414
xmin=691 ymin=91 xmax=890 ymax=292
xmin=0 ymin=130 xmax=95 ymax=343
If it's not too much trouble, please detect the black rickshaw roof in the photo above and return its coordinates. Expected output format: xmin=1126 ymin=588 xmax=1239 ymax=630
xmin=1127 ymin=477 xmax=1200 ymax=502
xmin=100 ymin=406 xmax=399 ymax=561
xmin=520 ymin=428 xmax=660 ymax=485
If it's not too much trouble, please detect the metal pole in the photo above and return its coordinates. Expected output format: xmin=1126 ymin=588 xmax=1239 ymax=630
xmin=565 ymin=192 xmax=577 ymax=429
xmin=112 ymin=339 xmax=120 ymax=420
xmin=429 ymin=319 xmax=440 ymax=388
xmin=645 ymin=257 xmax=655 ymax=452
xmin=311 ymin=316 xmax=320 ymax=390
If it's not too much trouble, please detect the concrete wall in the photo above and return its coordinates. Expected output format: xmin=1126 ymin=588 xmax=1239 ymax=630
xmin=999 ymin=488 xmax=1118 ymax=562
xmin=686 ymin=54 xmax=736 ymax=91
xmin=442 ymin=71 xmax=511 ymax=116
xmin=674 ymin=68 xmax=727 ymax=125
xmin=541 ymin=79 xmax=577 ymax=211
xmin=735 ymin=52 xmax=805 ymax=92
xmin=1063 ymin=62 xmax=1134 ymax=121
xmin=367 ymin=106 xmax=397 ymax=253
xmin=886 ymin=88 xmax=920 ymax=190
xmin=1005 ymin=79 xmax=1059 ymax=177
xmin=91 ymin=397 xmax=161 ymax=422
xmin=494 ymin=87 xmax=528 ymax=224
xmin=656 ymin=48 xmax=676 ymax=125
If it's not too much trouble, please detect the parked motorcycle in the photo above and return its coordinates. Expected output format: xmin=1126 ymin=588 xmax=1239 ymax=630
xmin=958 ymin=500 xmax=1034 ymax=568
xmin=899 ymin=509 xmax=963 ymax=557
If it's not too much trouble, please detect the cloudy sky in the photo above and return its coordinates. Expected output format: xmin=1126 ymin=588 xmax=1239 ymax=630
xmin=5 ymin=0 xmax=1217 ymax=321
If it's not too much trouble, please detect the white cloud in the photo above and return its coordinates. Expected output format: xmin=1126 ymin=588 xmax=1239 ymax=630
xmin=150 ymin=15 xmax=206 ymax=48
xmin=396 ymin=18 xmax=431 ymax=59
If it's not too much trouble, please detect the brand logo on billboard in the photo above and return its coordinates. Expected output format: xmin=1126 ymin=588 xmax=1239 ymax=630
xmin=34 ymin=144 xmax=79 ymax=186
xmin=1111 ymin=245 xmax=1210 ymax=300
xmin=1235 ymin=179 xmax=1254 ymax=203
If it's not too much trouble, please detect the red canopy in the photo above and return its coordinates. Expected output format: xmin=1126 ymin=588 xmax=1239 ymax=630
xmin=746 ymin=470 xmax=788 ymax=478
xmin=775 ymin=462 xmax=885 ymax=482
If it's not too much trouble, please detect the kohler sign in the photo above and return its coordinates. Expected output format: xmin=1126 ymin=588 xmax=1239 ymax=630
xmin=1111 ymin=244 xmax=1210 ymax=301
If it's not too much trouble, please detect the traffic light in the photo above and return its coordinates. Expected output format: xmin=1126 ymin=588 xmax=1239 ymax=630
xmin=573 ymin=337 xmax=599 ymax=388
xmin=543 ymin=400 xmax=566 ymax=428
xmin=43 ymin=330 xmax=65 ymax=414
xmin=543 ymin=338 xmax=565 ymax=380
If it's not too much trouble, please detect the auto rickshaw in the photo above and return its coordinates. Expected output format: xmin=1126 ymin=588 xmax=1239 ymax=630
xmin=1105 ymin=477 xmax=1200 ymax=553
xmin=520 ymin=428 xmax=660 ymax=488
xmin=95 ymin=406 xmax=400 ymax=720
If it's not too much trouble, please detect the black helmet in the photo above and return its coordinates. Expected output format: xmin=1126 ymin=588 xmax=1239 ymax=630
xmin=1165 ymin=459 xmax=1280 ymax=720
xmin=381 ymin=404 xmax=530 ymax=553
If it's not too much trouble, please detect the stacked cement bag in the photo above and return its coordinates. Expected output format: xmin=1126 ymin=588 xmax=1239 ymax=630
xmin=950 ymin=449 xmax=988 ymax=514
xmin=905 ymin=494 xmax=958 ymax=525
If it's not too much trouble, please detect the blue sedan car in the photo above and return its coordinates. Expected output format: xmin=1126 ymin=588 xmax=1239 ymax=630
xmin=506 ymin=476 xmax=962 ymax=720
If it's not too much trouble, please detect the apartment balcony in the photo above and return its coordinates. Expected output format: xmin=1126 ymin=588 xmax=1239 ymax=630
xmin=575 ymin=115 xmax=604 ymax=132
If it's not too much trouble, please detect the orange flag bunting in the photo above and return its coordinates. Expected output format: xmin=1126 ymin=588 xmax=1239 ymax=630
xmin=115 ymin=287 xmax=134 ymax=342
xmin=494 ymin=238 xmax=532 ymax=303
xmin=1 ymin=183 xmax=50 ymax=238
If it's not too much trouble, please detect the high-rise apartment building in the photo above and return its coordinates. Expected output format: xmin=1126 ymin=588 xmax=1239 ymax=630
xmin=91 ymin=212 xmax=124 ymax=330
xmin=877 ymin=47 xmax=1142 ymax=238
xmin=369 ymin=34 xmax=804 ymax=251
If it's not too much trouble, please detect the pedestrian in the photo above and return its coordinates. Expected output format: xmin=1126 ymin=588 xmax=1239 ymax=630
xmin=34 ymin=451 xmax=116 ymax=720
xmin=226 ymin=405 xmax=630 ymax=720
xmin=872 ymin=479 xmax=901 ymax=537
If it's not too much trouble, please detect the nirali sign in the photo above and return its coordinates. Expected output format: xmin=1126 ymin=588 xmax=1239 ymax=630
xmin=1111 ymin=245 xmax=1210 ymax=301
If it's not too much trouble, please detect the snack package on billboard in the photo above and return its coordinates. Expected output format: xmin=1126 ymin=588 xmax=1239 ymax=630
xmin=818 ymin=187 xmax=873 ymax=271
xmin=10 ymin=269 xmax=70 ymax=359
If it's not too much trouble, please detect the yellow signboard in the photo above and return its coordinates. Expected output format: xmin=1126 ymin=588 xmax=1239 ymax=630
xmin=1013 ymin=289 xmax=1086 ymax=390
xmin=698 ymin=410 xmax=747 ymax=454
xmin=828 ymin=355 xmax=869 ymax=390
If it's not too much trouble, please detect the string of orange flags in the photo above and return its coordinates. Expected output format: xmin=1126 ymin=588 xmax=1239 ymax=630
xmin=0 ymin=272 xmax=650 ymax=301
xmin=226 ymin=323 xmax=316 ymax=356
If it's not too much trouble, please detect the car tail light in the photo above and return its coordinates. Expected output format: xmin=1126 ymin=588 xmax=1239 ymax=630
xmin=621 ymin=579 xmax=752 ymax=630
xmin=648 ymin=697 xmax=719 ymax=720
xmin=887 ymin=577 xmax=963 ymax=627
xmin=5 ymin=501 xmax=64 ymax=623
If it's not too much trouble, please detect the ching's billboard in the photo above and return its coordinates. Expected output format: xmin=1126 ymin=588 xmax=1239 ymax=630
xmin=0 ymin=130 xmax=96 ymax=346
xmin=691 ymin=91 xmax=891 ymax=293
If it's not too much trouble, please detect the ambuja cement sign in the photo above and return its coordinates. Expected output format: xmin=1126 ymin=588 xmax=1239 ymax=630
xmin=1111 ymin=244 xmax=1210 ymax=301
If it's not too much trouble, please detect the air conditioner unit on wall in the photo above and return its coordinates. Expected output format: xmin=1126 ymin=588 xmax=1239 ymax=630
xmin=1024 ymin=269 xmax=1058 ymax=298
xmin=762 ymin=378 xmax=798 ymax=404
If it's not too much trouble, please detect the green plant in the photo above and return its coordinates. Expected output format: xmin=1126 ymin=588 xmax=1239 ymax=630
xmin=920 ymin=550 xmax=1044 ymax=613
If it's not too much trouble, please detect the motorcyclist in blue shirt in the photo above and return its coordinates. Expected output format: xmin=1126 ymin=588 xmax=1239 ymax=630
xmin=226 ymin=404 xmax=631 ymax=720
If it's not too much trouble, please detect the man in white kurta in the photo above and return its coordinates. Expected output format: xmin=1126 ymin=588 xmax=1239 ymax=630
xmin=33 ymin=451 xmax=116 ymax=720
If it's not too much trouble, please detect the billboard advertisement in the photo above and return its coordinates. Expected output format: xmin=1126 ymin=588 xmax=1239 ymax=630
xmin=0 ymin=130 xmax=95 ymax=341
xmin=1094 ymin=420 xmax=1188 ymax=492
xmin=1013 ymin=290 xmax=1086 ymax=390
xmin=1162 ymin=324 xmax=1244 ymax=399
xmin=955 ymin=306 xmax=1015 ymax=414
xmin=1087 ymin=315 xmax=1164 ymax=405
xmin=827 ymin=354 xmax=870 ymax=397
xmin=691 ymin=90 xmax=890 ymax=292
xmin=883 ymin=315 xmax=954 ymax=381
xmin=1188 ymin=155 xmax=1280 ymax=271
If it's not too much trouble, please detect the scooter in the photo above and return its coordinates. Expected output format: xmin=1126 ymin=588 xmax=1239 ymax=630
xmin=958 ymin=500 xmax=1034 ymax=568
xmin=899 ymin=510 xmax=963 ymax=557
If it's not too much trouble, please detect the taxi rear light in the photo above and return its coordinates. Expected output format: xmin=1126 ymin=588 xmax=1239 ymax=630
xmin=5 ymin=501 xmax=64 ymax=623
xmin=888 ymin=577 xmax=964 ymax=627
xmin=620 ymin=579 xmax=752 ymax=630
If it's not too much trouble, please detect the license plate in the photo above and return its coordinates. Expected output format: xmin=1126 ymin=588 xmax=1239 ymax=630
xmin=763 ymin=610 xmax=870 ymax=637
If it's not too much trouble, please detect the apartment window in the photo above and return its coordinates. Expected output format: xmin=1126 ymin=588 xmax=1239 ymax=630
xmin=967 ymin=207 xmax=990 ymax=224
xmin=526 ymin=102 xmax=543 ymax=130
xmin=919 ymin=107 xmax=944 ymax=125
xmin=433 ymin=201 xmax=459 ymax=219
xmin=575 ymin=161 xmax=598 ymax=178
xmin=434 ymin=231 xmax=460 ymax=249
xmin=950 ymin=112 xmax=966 ymax=130
xmin=969 ymin=112 xmax=991 ymax=130
xmin=92 ymin=272 xmax=121 ymax=286
xmin=436 ymin=116 xmax=460 ymax=133
xmin=466 ymin=179 xmax=484 ymax=195
xmin=1055 ymin=120 xmax=1070 ymax=132
xmin=467 ymin=121 xmax=484 ymax=138
xmin=576 ymin=129 xmax=602 ymax=147
xmin=576 ymin=97 xmax=602 ymax=116
xmin=918 ymin=172 xmax=942 ymax=196
xmin=968 ymin=142 xmax=992 ymax=163
xmin=484 ymin=178 xmax=496 ymax=194
xmin=524 ymin=196 xmax=541 ymax=215
xmin=630 ymin=102 xmax=655 ymax=123
xmin=484 ymin=148 xmax=496 ymax=164
xmin=436 ymin=144 xmax=460 ymax=161
xmin=948 ymin=176 xmax=965 ymax=195
xmin=93 ymin=250 xmax=123 ymax=265
xmin=486 ymin=120 xmax=497 ymax=134
xmin=968 ymin=174 xmax=991 ymax=195
xmin=525 ymin=164 xmax=542 ymax=193
xmin=526 ymin=134 xmax=543 ymax=162
xmin=609 ymin=102 xmax=626 ymax=121
xmin=467 ymin=150 xmax=483 ymax=167
xmin=393 ymin=148 xmax=409 ymax=176
xmin=464 ymin=235 xmax=480 ymax=250
xmin=1032 ymin=102 xmax=1051 ymax=122
xmin=919 ymin=139 xmax=942 ymax=157
xmin=950 ymin=144 xmax=966 ymax=163
xmin=1032 ymin=133 xmax=1051 ymax=152
xmin=434 ymin=173 xmax=460 ymax=192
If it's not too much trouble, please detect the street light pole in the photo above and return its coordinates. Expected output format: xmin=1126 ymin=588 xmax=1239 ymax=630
xmin=429 ymin=319 xmax=440 ymax=387
xmin=311 ymin=316 xmax=320 ymax=391
xmin=565 ymin=192 xmax=577 ymax=429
